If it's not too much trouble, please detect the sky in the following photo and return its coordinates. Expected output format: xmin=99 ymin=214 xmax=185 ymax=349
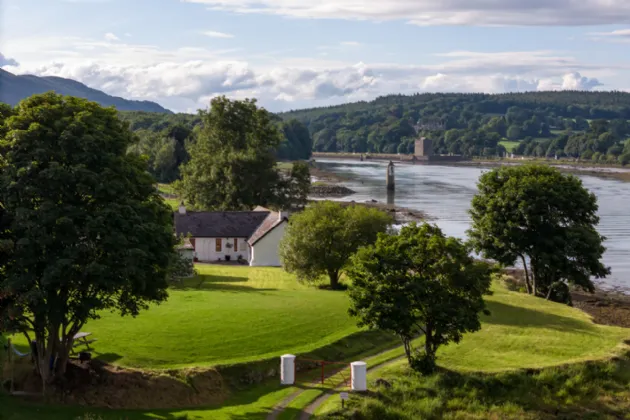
xmin=1 ymin=0 xmax=630 ymax=113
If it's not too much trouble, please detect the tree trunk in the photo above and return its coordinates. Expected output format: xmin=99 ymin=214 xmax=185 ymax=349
xmin=400 ymin=335 xmax=413 ymax=365
xmin=531 ymin=259 xmax=538 ymax=297
xmin=328 ymin=270 xmax=340 ymax=289
xmin=520 ymin=255 xmax=532 ymax=295
xmin=424 ymin=323 xmax=434 ymax=358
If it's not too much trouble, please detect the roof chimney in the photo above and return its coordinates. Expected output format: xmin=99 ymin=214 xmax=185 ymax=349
xmin=178 ymin=202 xmax=186 ymax=215
xmin=278 ymin=210 xmax=289 ymax=221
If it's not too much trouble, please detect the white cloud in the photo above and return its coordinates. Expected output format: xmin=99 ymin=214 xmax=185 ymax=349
xmin=340 ymin=41 xmax=361 ymax=46
xmin=589 ymin=28 xmax=630 ymax=43
xmin=590 ymin=29 xmax=630 ymax=37
xmin=182 ymin=0 xmax=630 ymax=26
xmin=2 ymin=36 xmax=622 ymax=112
xmin=0 ymin=53 xmax=19 ymax=67
xmin=104 ymin=32 xmax=119 ymax=41
xmin=200 ymin=30 xmax=234 ymax=38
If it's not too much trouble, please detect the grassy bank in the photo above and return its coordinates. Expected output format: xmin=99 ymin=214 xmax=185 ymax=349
xmin=318 ymin=353 xmax=630 ymax=419
xmin=312 ymin=282 xmax=630 ymax=418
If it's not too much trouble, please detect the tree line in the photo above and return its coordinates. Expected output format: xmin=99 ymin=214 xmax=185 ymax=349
xmin=278 ymin=91 xmax=630 ymax=161
xmin=120 ymin=110 xmax=313 ymax=183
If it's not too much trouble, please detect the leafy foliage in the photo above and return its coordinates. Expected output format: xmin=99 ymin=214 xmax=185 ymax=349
xmin=279 ymin=201 xmax=391 ymax=289
xmin=174 ymin=96 xmax=309 ymax=211
xmin=468 ymin=165 xmax=609 ymax=303
xmin=0 ymin=93 xmax=177 ymax=385
xmin=278 ymin=91 xmax=630 ymax=158
xmin=347 ymin=223 xmax=493 ymax=373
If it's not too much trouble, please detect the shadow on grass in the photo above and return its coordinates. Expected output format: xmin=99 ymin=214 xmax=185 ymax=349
xmin=482 ymin=300 xmax=597 ymax=334
xmin=94 ymin=353 xmax=123 ymax=364
xmin=170 ymin=275 xmax=277 ymax=293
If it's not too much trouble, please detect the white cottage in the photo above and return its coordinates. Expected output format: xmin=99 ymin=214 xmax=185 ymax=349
xmin=174 ymin=204 xmax=289 ymax=266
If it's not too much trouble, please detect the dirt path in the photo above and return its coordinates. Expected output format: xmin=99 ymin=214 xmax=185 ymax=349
xmin=265 ymin=345 xmax=407 ymax=420
xmin=298 ymin=354 xmax=407 ymax=420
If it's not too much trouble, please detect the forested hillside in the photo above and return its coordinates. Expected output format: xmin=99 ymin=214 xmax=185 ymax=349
xmin=278 ymin=91 xmax=630 ymax=163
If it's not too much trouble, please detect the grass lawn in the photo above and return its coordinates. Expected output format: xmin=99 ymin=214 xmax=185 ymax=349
xmin=499 ymin=140 xmax=520 ymax=152
xmin=3 ymin=279 xmax=629 ymax=420
xmin=11 ymin=265 xmax=363 ymax=369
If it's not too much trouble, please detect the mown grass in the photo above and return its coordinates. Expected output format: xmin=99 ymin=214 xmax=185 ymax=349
xmin=11 ymin=265 xmax=361 ymax=369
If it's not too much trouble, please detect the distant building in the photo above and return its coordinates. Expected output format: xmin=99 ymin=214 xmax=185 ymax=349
xmin=414 ymin=137 xmax=433 ymax=157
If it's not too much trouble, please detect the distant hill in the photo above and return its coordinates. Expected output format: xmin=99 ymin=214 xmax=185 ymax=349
xmin=0 ymin=69 xmax=171 ymax=113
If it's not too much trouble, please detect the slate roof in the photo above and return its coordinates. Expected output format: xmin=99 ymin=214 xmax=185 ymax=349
xmin=174 ymin=211 xmax=271 ymax=238
xmin=248 ymin=211 xmax=286 ymax=245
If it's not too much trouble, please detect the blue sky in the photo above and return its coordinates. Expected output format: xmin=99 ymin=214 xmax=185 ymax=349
xmin=1 ymin=0 xmax=630 ymax=112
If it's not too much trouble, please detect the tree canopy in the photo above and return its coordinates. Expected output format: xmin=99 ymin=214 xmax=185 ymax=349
xmin=0 ymin=93 xmax=176 ymax=386
xmin=279 ymin=201 xmax=391 ymax=289
xmin=175 ymin=96 xmax=309 ymax=211
xmin=347 ymin=223 xmax=493 ymax=373
xmin=468 ymin=165 xmax=609 ymax=304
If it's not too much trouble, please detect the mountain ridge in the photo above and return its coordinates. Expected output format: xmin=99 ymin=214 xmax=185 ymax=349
xmin=0 ymin=69 xmax=171 ymax=113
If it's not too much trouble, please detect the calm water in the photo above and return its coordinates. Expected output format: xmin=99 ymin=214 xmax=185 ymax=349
xmin=314 ymin=159 xmax=630 ymax=290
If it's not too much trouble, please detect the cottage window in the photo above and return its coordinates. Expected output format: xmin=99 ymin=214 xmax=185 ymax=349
xmin=234 ymin=238 xmax=238 ymax=252
xmin=216 ymin=238 xmax=222 ymax=252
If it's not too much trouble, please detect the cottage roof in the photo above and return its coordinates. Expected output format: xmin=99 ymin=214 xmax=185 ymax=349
xmin=174 ymin=211 xmax=271 ymax=238
xmin=248 ymin=211 xmax=286 ymax=246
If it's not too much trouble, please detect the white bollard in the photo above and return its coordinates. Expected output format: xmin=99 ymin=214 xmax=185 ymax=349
xmin=281 ymin=354 xmax=296 ymax=385
xmin=351 ymin=361 xmax=367 ymax=391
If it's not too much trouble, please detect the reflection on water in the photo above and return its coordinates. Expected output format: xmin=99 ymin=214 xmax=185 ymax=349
xmin=315 ymin=159 xmax=630 ymax=290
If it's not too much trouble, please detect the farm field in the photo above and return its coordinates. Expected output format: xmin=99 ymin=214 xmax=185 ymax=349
xmin=3 ymin=279 xmax=629 ymax=420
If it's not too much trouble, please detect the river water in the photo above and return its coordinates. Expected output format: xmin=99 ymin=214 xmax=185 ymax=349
xmin=314 ymin=159 xmax=630 ymax=291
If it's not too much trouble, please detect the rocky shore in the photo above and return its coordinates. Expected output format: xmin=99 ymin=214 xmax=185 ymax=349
xmin=309 ymin=184 xmax=356 ymax=197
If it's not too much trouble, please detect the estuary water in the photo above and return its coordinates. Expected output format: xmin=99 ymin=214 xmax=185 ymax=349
xmin=314 ymin=159 xmax=630 ymax=290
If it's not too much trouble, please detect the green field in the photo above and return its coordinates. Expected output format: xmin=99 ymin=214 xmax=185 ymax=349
xmin=2 ymin=273 xmax=629 ymax=420
xmin=11 ymin=265 xmax=361 ymax=369
xmin=499 ymin=140 xmax=520 ymax=152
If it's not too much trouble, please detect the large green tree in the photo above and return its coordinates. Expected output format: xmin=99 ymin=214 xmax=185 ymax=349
xmin=279 ymin=201 xmax=391 ymax=289
xmin=0 ymin=93 xmax=176 ymax=387
xmin=177 ymin=96 xmax=305 ymax=210
xmin=347 ymin=223 xmax=493 ymax=374
xmin=468 ymin=165 xmax=609 ymax=303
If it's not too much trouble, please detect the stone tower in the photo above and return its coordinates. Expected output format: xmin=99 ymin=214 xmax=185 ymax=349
xmin=414 ymin=137 xmax=433 ymax=157
xmin=386 ymin=161 xmax=395 ymax=191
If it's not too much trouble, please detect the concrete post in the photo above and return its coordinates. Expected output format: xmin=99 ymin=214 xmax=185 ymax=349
xmin=351 ymin=361 xmax=367 ymax=391
xmin=280 ymin=354 xmax=296 ymax=385
xmin=386 ymin=161 xmax=395 ymax=191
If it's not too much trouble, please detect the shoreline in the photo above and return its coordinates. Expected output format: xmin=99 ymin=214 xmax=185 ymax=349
xmin=450 ymin=159 xmax=630 ymax=182
xmin=503 ymin=268 xmax=630 ymax=329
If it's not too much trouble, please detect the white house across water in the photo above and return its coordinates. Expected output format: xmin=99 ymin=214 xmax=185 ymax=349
xmin=174 ymin=204 xmax=289 ymax=266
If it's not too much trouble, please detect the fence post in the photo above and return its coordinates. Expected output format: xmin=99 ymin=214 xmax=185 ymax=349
xmin=280 ymin=354 xmax=296 ymax=385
